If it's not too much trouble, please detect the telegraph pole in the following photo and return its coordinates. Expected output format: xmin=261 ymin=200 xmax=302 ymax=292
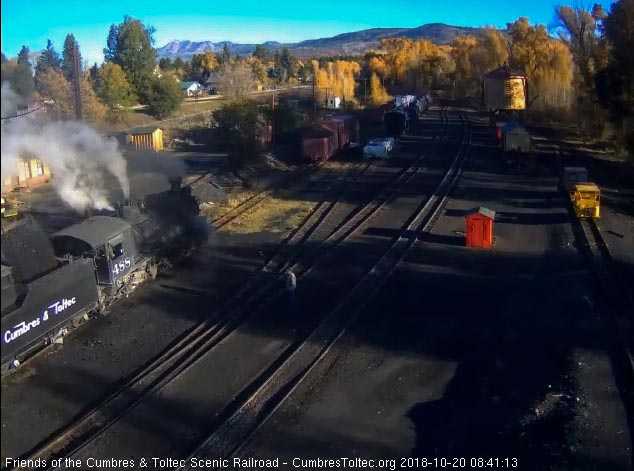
xmin=313 ymin=79 xmax=317 ymax=121
xmin=362 ymin=77 xmax=367 ymax=106
xmin=73 ymin=41 xmax=83 ymax=120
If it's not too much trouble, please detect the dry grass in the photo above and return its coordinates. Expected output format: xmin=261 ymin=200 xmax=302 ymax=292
xmin=221 ymin=193 xmax=317 ymax=235
xmin=171 ymin=99 xmax=226 ymax=118
xmin=199 ymin=190 xmax=258 ymax=221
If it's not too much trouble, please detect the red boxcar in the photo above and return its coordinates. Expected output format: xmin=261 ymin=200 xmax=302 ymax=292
xmin=322 ymin=115 xmax=360 ymax=152
xmin=300 ymin=127 xmax=335 ymax=162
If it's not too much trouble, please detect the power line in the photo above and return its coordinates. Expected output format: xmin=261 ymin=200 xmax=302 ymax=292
xmin=0 ymin=103 xmax=49 ymax=120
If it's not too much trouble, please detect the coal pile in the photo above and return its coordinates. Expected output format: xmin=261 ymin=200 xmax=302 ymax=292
xmin=1 ymin=216 xmax=58 ymax=282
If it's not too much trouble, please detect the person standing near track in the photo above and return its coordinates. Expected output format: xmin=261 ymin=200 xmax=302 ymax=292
xmin=285 ymin=269 xmax=298 ymax=311
xmin=285 ymin=269 xmax=297 ymax=292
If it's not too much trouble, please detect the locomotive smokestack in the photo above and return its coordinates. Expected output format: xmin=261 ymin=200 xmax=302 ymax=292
xmin=169 ymin=176 xmax=182 ymax=195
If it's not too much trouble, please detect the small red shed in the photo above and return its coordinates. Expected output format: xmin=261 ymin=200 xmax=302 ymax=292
xmin=465 ymin=207 xmax=495 ymax=248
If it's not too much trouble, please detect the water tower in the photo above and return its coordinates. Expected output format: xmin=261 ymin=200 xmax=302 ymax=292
xmin=482 ymin=66 xmax=527 ymax=125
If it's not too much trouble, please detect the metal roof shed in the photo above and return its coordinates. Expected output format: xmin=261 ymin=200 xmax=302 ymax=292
xmin=465 ymin=207 xmax=495 ymax=248
xmin=501 ymin=121 xmax=531 ymax=153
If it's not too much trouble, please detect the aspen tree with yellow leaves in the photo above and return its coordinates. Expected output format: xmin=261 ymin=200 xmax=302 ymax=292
xmin=311 ymin=59 xmax=361 ymax=105
xmin=368 ymin=72 xmax=390 ymax=106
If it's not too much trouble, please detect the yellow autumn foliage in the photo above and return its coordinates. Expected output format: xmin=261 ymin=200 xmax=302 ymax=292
xmin=311 ymin=59 xmax=361 ymax=103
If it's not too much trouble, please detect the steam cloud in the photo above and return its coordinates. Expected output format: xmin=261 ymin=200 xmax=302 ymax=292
xmin=1 ymin=81 xmax=22 ymax=118
xmin=1 ymin=82 xmax=130 ymax=212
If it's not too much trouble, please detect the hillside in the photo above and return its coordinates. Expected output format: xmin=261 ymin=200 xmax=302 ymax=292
xmin=156 ymin=23 xmax=484 ymax=60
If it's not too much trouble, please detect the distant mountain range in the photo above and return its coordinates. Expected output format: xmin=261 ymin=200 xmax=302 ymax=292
xmin=156 ymin=23 xmax=484 ymax=60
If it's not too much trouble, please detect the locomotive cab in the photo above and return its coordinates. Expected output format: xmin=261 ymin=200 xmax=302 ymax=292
xmin=51 ymin=216 xmax=140 ymax=286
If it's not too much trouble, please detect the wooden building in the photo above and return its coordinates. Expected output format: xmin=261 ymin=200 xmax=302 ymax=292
xmin=127 ymin=127 xmax=164 ymax=152
xmin=2 ymin=158 xmax=52 ymax=193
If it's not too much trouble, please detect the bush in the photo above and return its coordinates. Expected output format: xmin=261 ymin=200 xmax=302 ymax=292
xmin=266 ymin=103 xmax=303 ymax=142
xmin=145 ymin=75 xmax=183 ymax=119
xmin=213 ymin=100 xmax=266 ymax=166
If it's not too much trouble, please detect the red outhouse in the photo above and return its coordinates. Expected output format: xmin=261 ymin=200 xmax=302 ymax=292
xmin=465 ymin=207 xmax=495 ymax=248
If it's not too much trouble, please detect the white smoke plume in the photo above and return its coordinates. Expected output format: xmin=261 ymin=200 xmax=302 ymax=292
xmin=1 ymin=83 xmax=130 ymax=212
xmin=1 ymin=81 xmax=22 ymax=118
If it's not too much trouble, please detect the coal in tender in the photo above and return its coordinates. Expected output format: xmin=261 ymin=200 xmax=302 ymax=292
xmin=1 ymin=215 xmax=57 ymax=282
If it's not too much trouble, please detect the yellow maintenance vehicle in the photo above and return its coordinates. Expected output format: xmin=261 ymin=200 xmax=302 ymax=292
xmin=1 ymin=196 xmax=19 ymax=220
xmin=570 ymin=182 xmax=601 ymax=218
xmin=559 ymin=167 xmax=601 ymax=219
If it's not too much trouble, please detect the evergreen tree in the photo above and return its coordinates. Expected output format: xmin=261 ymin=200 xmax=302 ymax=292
xmin=595 ymin=0 xmax=634 ymax=156
xmin=253 ymin=44 xmax=268 ymax=61
xmin=35 ymin=39 xmax=61 ymax=92
xmin=145 ymin=75 xmax=182 ymax=118
xmin=89 ymin=62 xmax=99 ymax=86
xmin=14 ymin=46 xmax=35 ymax=98
xmin=104 ymin=16 xmax=157 ymax=100
xmin=220 ymin=43 xmax=231 ymax=64
xmin=1 ymin=52 xmax=7 ymax=63
xmin=104 ymin=24 xmax=118 ymax=62
xmin=159 ymin=57 xmax=173 ymax=72
xmin=278 ymin=47 xmax=296 ymax=78
xmin=62 ymin=34 xmax=82 ymax=83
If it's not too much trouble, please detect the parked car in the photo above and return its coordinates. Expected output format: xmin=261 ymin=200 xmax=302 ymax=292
xmin=209 ymin=87 xmax=219 ymax=95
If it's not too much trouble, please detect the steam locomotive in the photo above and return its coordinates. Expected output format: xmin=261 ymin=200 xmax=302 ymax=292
xmin=1 ymin=177 xmax=209 ymax=373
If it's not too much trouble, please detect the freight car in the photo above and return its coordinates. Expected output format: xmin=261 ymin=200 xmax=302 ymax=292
xmin=1 ymin=177 xmax=209 ymax=373
xmin=384 ymin=109 xmax=409 ymax=137
xmin=297 ymin=115 xmax=361 ymax=162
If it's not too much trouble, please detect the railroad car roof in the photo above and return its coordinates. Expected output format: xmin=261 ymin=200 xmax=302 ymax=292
xmin=51 ymin=216 xmax=132 ymax=248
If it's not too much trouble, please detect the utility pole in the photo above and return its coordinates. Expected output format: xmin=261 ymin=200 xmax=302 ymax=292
xmin=313 ymin=79 xmax=316 ymax=121
xmin=73 ymin=41 xmax=83 ymax=120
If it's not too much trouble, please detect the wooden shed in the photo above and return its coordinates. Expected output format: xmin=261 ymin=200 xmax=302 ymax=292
xmin=127 ymin=127 xmax=164 ymax=152
xmin=501 ymin=121 xmax=531 ymax=153
xmin=465 ymin=207 xmax=495 ymax=248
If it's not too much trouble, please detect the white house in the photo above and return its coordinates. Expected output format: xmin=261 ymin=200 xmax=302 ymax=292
xmin=180 ymin=81 xmax=203 ymax=97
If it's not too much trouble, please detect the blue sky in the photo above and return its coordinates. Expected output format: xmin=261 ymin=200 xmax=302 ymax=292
xmin=2 ymin=0 xmax=616 ymax=65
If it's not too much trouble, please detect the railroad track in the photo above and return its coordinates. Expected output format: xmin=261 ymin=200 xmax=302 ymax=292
xmin=10 ymin=108 xmax=455 ymax=471
xmin=548 ymin=138 xmax=634 ymax=445
xmin=208 ymin=162 xmax=324 ymax=229
xmin=177 ymin=110 xmax=471 ymax=468
xmin=576 ymin=216 xmax=634 ymax=395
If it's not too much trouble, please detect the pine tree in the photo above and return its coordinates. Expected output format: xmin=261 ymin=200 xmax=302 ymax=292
xmin=220 ymin=43 xmax=231 ymax=64
xmin=104 ymin=24 xmax=118 ymax=62
xmin=35 ymin=40 xmax=61 ymax=92
xmin=105 ymin=16 xmax=157 ymax=100
xmin=14 ymin=46 xmax=35 ymax=98
xmin=62 ymin=34 xmax=82 ymax=83
xmin=253 ymin=44 xmax=268 ymax=61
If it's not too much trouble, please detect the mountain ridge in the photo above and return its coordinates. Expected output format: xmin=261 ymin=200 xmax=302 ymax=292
xmin=156 ymin=23 xmax=485 ymax=60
